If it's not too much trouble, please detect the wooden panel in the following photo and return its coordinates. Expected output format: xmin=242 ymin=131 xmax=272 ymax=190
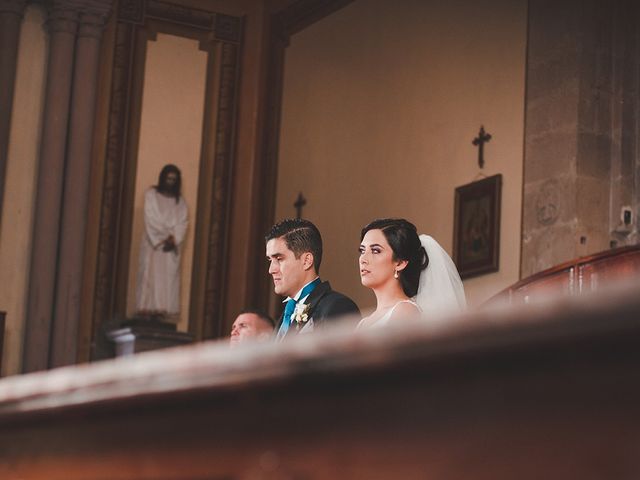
xmin=492 ymin=245 xmax=640 ymax=305
xmin=579 ymin=248 xmax=640 ymax=292
xmin=511 ymin=266 xmax=575 ymax=303
xmin=2 ymin=287 xmax=640 ymax=478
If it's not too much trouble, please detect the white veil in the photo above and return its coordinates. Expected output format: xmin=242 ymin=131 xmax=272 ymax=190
xmin=414 ymin=234 xmax=466 ymax=315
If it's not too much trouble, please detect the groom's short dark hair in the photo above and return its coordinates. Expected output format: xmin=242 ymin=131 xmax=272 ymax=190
xmin=266 ymin=219 xmax=323 ymax=273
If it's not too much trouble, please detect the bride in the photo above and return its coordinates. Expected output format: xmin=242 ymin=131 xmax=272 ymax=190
xmin=357 ymin=218 xmax=466 ymax=328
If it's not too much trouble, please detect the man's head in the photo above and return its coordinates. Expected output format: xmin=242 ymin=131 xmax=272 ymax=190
xmin=156 ymin=164 xmax=182 ymax=200
xmin=265 ymin=219 xmax=323 ymax=298
xmin=229 ymin=310 xmax=274 ymax=347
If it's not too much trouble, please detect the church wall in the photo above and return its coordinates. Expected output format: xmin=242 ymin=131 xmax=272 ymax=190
xmin=275 ymin=0 xmax=527 ymax=312
xmin=0 ymin=5 xmax=47 ymax=375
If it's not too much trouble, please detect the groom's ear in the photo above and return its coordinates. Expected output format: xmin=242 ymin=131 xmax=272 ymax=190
xmin=301 ymin=252 xmax=314 ymax=271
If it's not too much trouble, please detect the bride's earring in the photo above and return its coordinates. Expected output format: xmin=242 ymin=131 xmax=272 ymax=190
xmin=394 ymin=269 xmax=399 ymax=279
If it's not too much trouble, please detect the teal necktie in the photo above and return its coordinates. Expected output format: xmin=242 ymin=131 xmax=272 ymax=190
xmin=276 ymin=279 xmax=321 ymax=339
xmin=277 ymin=298 xmax=297 ymax=339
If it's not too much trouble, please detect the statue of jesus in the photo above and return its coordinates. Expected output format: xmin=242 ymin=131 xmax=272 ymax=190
xmin=135 ymin=164 xmax=189 ymax=320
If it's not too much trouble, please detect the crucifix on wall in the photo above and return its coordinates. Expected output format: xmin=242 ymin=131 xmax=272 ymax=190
xmin=294 ymin=192 xmax=307 ymax=219
xmin=472 ymin=125 xmax=492 ymax=169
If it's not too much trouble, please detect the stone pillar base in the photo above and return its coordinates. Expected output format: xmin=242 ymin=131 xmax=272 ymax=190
xmin=104 ymin=316 xmax=194 ymax=357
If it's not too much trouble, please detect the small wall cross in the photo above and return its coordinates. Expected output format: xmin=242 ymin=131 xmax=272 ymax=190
xmin=294 ymin=192 xmax=307 ymax=219
xmin=472 ymin=125 xmax=492 ymax=169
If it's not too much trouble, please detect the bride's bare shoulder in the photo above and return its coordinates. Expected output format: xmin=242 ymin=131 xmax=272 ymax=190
xmin=388 ymin=301 xmax=420 ymax=321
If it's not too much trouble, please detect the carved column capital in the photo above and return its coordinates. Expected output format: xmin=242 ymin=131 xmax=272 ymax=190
xmin=79 ymin=0 xmax=112 ymax=37
xmin=0 ymin=0 xmax=27 ymax=16
xmin=47 ymin=4 xmax=80 ymax=35
xmin=46 ymin=0 xmax=112 ymax=36
xmin=78 ymin=10 xmax=108 ymax=38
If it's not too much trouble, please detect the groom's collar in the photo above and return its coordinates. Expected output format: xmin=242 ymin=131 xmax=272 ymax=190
xmin=282 ymin=276 xmax=320 ymax=303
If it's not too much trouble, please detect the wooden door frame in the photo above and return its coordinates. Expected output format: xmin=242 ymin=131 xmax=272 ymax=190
xmin=90 ymin=0 xmax=243 ymax=358
xmin=249 ymin=0 xmax=354 ymax=312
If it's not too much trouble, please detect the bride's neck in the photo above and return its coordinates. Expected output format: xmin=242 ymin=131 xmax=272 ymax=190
xmin=373 ymin=283 xmax=409 ymax=311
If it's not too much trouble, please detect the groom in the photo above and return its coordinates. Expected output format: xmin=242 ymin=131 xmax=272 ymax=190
xmin=266 ymin=218 xmax=360 ymax=340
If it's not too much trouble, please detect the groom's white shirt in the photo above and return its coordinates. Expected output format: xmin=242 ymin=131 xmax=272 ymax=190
xmin=281 ymin=276 xmax=320 ymax=305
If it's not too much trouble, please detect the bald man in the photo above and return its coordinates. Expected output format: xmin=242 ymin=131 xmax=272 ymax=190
xmin=229 ymin=310 xmax=275 ymax=348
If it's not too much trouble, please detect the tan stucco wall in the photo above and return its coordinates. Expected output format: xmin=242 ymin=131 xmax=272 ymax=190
xmin=0 ymin=5 xmax=47 ymax=375
xmin=276 ymin=0 xmax=527 ymax=313
xmin=125 ymin=33 xmax=206 ymax=332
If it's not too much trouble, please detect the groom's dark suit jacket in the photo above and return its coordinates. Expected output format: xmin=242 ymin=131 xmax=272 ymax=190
xmin=277 ymin=280 xmax=360 ymax=336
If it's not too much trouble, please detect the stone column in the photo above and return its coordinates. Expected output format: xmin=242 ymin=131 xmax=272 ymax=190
xmin=608 ymin=1 xmax=640 ymax=247
xmin=521 ymin=0 xmax=625 ymax=278
xmin=50 ymin=2 xmax=111 ymax=368
xmin=22 ymin=2 xmax=78 ymax=373
xmin=0 ymin=0 xmax=27 ymax=229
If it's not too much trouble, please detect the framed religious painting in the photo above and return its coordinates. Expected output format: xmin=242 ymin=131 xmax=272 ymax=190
xmin=453 ymin=174 xmax=502 ymax=279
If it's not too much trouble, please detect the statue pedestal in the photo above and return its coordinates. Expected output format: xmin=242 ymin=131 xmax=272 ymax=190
xmin=105 ymin=315 xmax=194 ymax=357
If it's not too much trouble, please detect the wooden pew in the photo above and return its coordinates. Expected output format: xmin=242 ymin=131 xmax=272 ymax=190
xmin=1 ymin=287 xmax=640 ymax=479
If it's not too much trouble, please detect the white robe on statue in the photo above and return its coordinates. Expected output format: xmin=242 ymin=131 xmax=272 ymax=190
xmin=136 ymin=188 xmax=188 ymax=316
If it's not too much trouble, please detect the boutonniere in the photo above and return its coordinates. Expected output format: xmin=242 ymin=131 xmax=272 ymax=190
xmin=291 ymin=302 xmax=311 ymax=328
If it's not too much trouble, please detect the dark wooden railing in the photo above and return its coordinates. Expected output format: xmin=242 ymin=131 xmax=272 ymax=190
xmin=491 ymin=245 xmax=640 ymax=305
xmin=1 ymin=285 xmax=640 ymax=478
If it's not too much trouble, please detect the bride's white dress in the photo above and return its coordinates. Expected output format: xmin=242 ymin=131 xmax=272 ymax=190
xmin=357 ymin=300 xmax=420 ymax=329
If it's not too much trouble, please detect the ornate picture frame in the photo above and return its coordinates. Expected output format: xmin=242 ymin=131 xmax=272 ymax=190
xmin=453 ymin=174 xmax=502 ymax=279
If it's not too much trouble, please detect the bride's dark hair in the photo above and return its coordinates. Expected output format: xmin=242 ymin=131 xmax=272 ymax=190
xmin=361 ymin=218 xmax=429 ymax=297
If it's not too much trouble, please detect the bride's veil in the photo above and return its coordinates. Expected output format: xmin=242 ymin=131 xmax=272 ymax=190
xmin=414 ymin=234 xmax=466 ymax=315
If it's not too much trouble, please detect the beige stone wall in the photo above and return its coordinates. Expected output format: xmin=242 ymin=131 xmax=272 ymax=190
xmin=0 ymin=5 xmax=47 ymax=375
xmin=522 ymin=0 xmax=639 ymax=277
xmin=275 ymin=0 xmax=527 ymax=312
xmin=125 ymin=33 xmax=207 ymax=332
